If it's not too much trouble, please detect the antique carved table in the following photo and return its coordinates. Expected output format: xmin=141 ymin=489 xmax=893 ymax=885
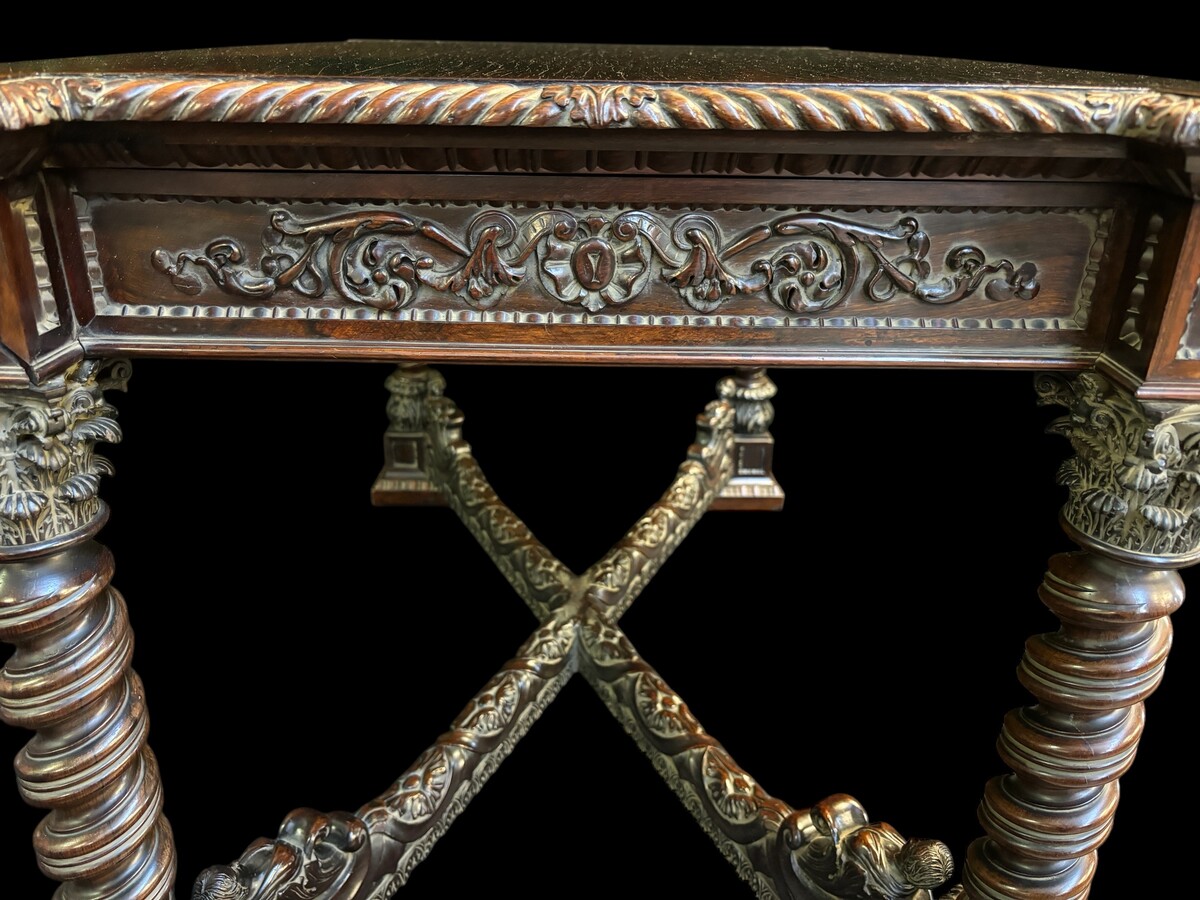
xmin=1 ymin=42 xmax=1197 ymax=900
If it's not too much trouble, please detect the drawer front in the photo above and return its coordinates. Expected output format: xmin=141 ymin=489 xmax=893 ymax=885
xmin=74 ymin=171 xmax=1123 ymax=367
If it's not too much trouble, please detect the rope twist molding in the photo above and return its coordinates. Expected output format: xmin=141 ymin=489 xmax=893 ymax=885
xmin=2 ymin=75 xmax=1198 ymax=146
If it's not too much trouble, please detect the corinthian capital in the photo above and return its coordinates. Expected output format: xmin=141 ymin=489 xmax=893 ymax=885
xmin=1037 ymin=371 xmax=1200 ymax=564
xmin=0 ymin=359 xmax=129 ymax=550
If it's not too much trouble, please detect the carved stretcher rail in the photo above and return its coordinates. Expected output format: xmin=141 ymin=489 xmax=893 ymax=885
xmin=189 ymin=368 xmax=952 ymax=900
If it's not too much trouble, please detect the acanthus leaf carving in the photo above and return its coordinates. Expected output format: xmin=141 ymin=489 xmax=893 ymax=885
xmin=701 ymin=746 xmax=762 ymax=827
xmin=1037 ymin=371 xmax=1200 ymax=560
xmin=542 ymin=83 xmax=658 ymax=127
xmin=0 ymin=359 xmax=127 ymax=547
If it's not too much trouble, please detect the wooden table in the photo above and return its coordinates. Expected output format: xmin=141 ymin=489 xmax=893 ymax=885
xmin=1 ymin=41 xmax=1196 ymax=899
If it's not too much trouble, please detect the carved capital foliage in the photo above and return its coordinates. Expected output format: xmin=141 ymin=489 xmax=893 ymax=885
xmin=151 ymin=208 xmax=1042 ymax=317
xmin=0 ymin=358 xmax=129 ymax=548
xmin=1037 ymin=372 xmax=1200 ymax=562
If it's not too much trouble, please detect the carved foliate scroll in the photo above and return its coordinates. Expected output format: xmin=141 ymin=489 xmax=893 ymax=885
xmin=191 ymin=811 xmax=369 ymax=900
xmin=151 ymin=209 xmax=1042 ymax=317
xmin=781 ymin=796 xmax=953 ymax=900
xmin=1037 ymin=371 xmax=1200 ymax=561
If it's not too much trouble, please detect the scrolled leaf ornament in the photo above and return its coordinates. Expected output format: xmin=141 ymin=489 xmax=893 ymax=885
xmin=662 ymin=214 xmax=771 ymax=312
xmin=152 ymin=210 xmax=433 ymax=310
xmin=153 ymin=206 xmax=1042 ymax=316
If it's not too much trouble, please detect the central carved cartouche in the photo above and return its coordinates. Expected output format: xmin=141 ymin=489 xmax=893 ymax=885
xmin=152 ymin=208 xmax=1042 ymax=316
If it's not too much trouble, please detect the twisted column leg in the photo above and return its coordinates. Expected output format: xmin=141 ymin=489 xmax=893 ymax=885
xmin=960 ymin=372 xmax=1195 ymax=899
xmin=0 ymin=360 xmax=175 ymax=899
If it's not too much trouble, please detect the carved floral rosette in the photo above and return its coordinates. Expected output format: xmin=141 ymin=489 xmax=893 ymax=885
xmin=151 ymin=207 xmax=1042 ymax=317
xmin=0 ymin=359 xmax=128 ymax=548
xmin=1037 ymin=372 xmax=1200 ymax=561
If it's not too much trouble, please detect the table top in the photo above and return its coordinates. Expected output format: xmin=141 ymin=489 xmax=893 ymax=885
xmin=2 ymin=41 xmax=1198 ymax=142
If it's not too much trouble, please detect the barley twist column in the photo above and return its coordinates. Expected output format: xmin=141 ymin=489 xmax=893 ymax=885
xmin=0 ymin=359 xmax=175 ymax=899
xmin=961 ymin=371 xmax=1196 ymax=899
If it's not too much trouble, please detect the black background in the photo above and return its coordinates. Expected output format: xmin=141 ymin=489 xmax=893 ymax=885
xmin=1 ymin=22 xmax=1195 ymax=899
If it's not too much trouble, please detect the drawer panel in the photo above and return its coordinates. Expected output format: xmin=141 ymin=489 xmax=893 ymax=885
xmin=73 ymin=172 xmax=1125 ymax=366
